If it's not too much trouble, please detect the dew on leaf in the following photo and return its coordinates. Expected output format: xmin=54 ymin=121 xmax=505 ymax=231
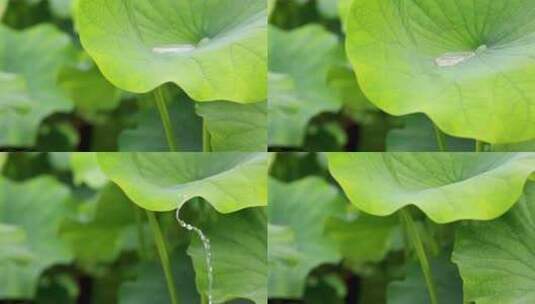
xmin=434 ymin=45 xmax=488 ymax=68
xmin=152 ymin=44 xmax=196 ymax=54
xmin=434 ymin=51 xmax=475 ymax=67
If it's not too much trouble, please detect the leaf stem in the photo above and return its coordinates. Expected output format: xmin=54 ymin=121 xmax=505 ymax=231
xmin=202 ymin=120 xmax=211 ymax=152
xmin=134 ymin=206 xmax=148 ymax=260
xmin=146 ymin=211 xmax=180 ymax=304
xmin=399 ymin=209 xmax=439 ymax=304
xmin=154 ymin=87 xmax=177 ymax=152
xmin=433 ymin=124 xmax=447 ymax=151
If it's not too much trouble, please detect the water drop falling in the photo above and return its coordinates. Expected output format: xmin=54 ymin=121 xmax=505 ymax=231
xmin=176 ymin=207 xmax=214 ymax=304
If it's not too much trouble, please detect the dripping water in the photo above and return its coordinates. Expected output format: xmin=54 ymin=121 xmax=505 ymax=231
xmin=176 ymin=206 xmax=214 ymax=304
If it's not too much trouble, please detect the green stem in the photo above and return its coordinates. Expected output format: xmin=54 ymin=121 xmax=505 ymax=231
xmin=433 ymin=125 xmax=447 ymax=152
xmin=154 ymin=87 xmax=177 ymax=152
xmin=475 ymin=140 xmax=485 ymax=152
xmin=146 ymin=211 xmax=180 ymax=304
xmin=202 ymin=120 xmax=211 ymax=152
xmin=399 ymin=209 xmax=439 ymax=304
xmin=423 ymin=219 xmax=440 ymax=256
xmin=134 ymin=206 xmax=148 ymax=260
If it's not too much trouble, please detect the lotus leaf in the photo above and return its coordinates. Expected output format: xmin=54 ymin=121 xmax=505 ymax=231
xmin=268 ymin=177 xmax=342 ymax=299
xmin=118 ymin=95 xmax=202 ymax=152
xmin=346 ymin=0 xmax=535 ymax=143
xmin=57 ymin=63 xmax=120 ymax=117
xmin=70 ymin=152 xmax=108 ymax=189
xmin=0 ymin=0 xmax=6 ymax=19
xmin=97 ymin=153 xmax=267 ymax=212
xmin=269 ymin=25 xmax=341 ymax=147
xmin=60 ymin=184 xmax=134 ymax=264
xmin=325 ymin=211 xmax=397 ymax=264
xmin=119 ymin=247 xmax=200 ymax=304
xmin=188 ymin=207 xmax=267 ymax=304
xmin=76 ymin=0 xmax=267 ymax=103
xmin=386 ymin=114 xmax=473 ymax=151
xmin=0 ymin=176 xmax=72 ymax=299
xmin=327 ymin=153 xmax=535 ymax=223
xmin=0 ymin=25 xmax=73 ymax=147
xmin=453 ymin=182 xmax=535 ymax=304
xmin=387 ymin=255 xmax=462 ymax=304
xmin=0 ymin=153 xmax=6 ymax=170
xmin=196 ymin=101 xmax=267 ymax=151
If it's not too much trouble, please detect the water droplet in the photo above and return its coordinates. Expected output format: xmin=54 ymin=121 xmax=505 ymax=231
xmin=434 ymin=51 xmax=475 ymax=67
xmin=152 ymin=44 xmax=196 ymax=54
xmin=199 ymin=37 xmax=211 ymax=46
xmin=434 ymin=44 xmax=489 ymax=67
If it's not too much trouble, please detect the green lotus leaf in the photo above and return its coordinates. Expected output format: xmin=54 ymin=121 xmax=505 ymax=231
xmin=119 ymin=246 xmax=200 ymax=304
xmin=386 ymin=114 xmax=474 ymax=151
xmin=69 ymin=152 xmax=108 ymax=189
xmin=189 ymin=207 xmax=267 ymax=304
xmin=60 ymin=184 xmax=135 ymax=265
xmin=493 ymin=139 xmax=535 ymax=152
xmin=0 ymin=73 xmax=32 ymax=113
xmin=387 ymin=254 xmax=462 ymax=304
xmin=0 ymin=152 xmax=6 ymax=170
xmin=57 ymin=61 xmax=121 ymax=119
xmin=97 ymin=153 xmax=267 ymax=212
xmin=268 ymin=0 xmax=276 ymax=16
xmin=452 ymin=182 xmax=535 ymax=304
xmin=325 ymin=210 xmax=397 ymax=265
xmin=337 ymin=0 xmax=351 ymax=29
xmin=0 ymin=224 xmax=34 ymax=263
xmin=0 ymin=0 xmax=7 ymax=19
xmin=268 ymin=177 xmax=342 ymax=299
xmin=0 ymin=25 xmax=74 ymax=147
xmin=326 ymin=58 xmax=376 ymax=115
xmin=49 ymin=0 xmax=73 ymax=19
xmin=317 ymin=0 xmax=338 ymax=19
xmin=118 ymin=95 xmax=202 ymax=152
xmin=196 ymin=101 xmax=267 ymax=151
xmin=0 ymin=176 xmax=73 ymax=299
xmin=76 ymin=0 xmax=267 ymax=103
xmin=346 ymin=0 xmax=535 ymax=144
xmin=269 ymin=25 xmax=342 ymax=147
xmin=327 ymin=153 xmax=535 ymax=223
xmin=268 ymin=224 xmax=301 ymax=267
xmin=21 ymin=0 xmax=74 ymax=19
